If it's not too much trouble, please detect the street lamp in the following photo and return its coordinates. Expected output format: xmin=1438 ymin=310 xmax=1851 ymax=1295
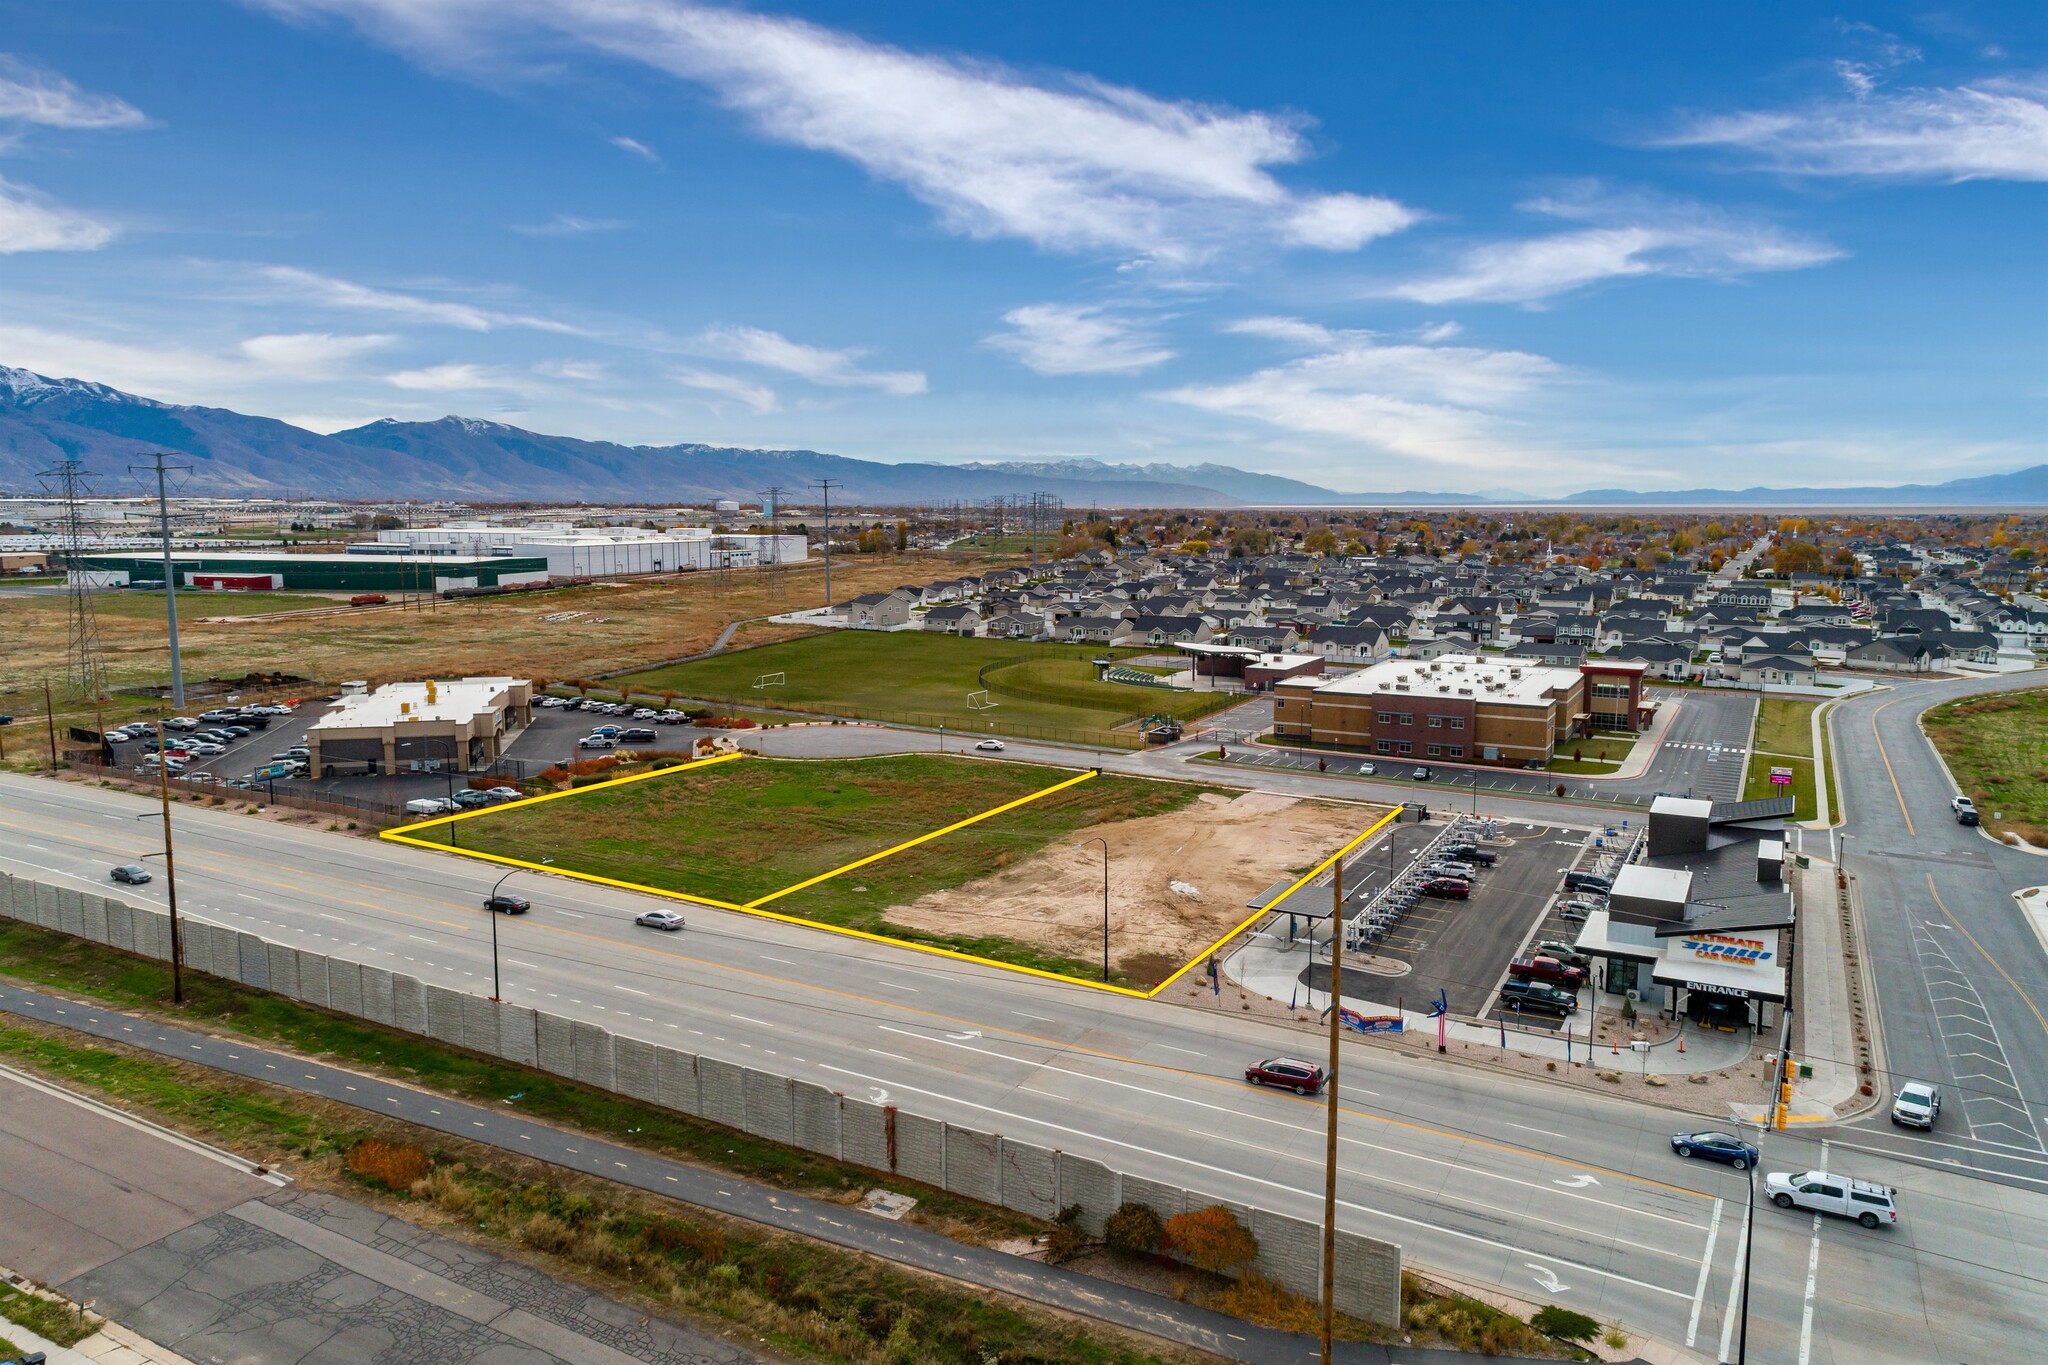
xmin=1076 ymin=837 xmax=1109 ymax=980
xmin=484 ymin=859 xmax=550 ymax=1002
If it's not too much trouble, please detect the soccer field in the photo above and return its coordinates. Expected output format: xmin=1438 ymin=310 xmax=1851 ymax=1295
xmin=607 ymin=631 xmax=1240 ymax=741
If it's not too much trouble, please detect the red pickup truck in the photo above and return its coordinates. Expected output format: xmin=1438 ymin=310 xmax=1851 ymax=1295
xmin=1508 ymin=956 xmax=1587 ymax=990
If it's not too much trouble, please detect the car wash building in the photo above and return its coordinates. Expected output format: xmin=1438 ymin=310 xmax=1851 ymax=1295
xmin=67 ymin=551 xmax=550 ymax=593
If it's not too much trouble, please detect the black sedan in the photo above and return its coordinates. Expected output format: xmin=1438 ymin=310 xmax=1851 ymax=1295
xmin=1671 ymin=1130 xmax=1759 ymax=1170
xmin=484 ymin=894 xmax=531 ymax=915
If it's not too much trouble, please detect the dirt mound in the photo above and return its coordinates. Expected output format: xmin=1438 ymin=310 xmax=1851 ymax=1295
xmin=883 ymin=790 xmax=1384 ymax=987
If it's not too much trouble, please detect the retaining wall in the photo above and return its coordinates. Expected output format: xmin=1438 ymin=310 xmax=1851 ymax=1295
xmin=0 ymin=870 xmax=1402 ymax=1323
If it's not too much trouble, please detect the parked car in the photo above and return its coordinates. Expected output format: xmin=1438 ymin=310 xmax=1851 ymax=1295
xmin=1891 ymin=1081 xmax=1941 ymax=1129
xmin=1765 ymin=1171 xmax=1899 ymax=1228
xmin=1440 ymin=844 xmax=1499 ymax=866
xmin=1419 ymin=877 xmax=1470 ymax=899
xmin=1426 ymin=860 xmax=1478 ymax=880
xmin=579 ymin=736 xmax=617 ymax=750
xmin=217 ymin=724 xmax=252 ymax=738
xmin=450 ymin=789 xmax=494 ymax=808
xmin=657 ymin=709 xmax=689 ymax=724
xmin=199 ymin=709 xmax=242 ymax=723
xmin=109 ymin=863 xmax=152 ymax=884
xmin=1555 ymin=903 xmax=1590 ymax=924
xmin=485 ymin=786 xmax=523 ymax=801
xmin=636 ymin=909 xmax=686 ymax=932
xmin=1564 ymin=871 xmax=1613 ymax=894
xmin=163 ymin=716 xmax=201 ymax=731
xmin=1509 ymin=956 xmax=1587 ymax=990
xmin=484 ymin=894 xmax=531 ymax=915
xmin=1357 ymin=761 xmax=1377 ymax=775
xmin=1411 ymin=766 xmax=1432 ymax=781
xmin=1560 ymin=896 xmax=1605 ymax=916
xmin=975 ymin=739 xmax=1006 ymax=752
xmin=1245 ymin=1057 xmax=1325 ymax=1095
xmin=404 ymin=797 xmax=456 ymax=816
xmin=589 ymin=724 xmax=623 ymax=738
xmin=632 ymin=708 xmax=659 ymax=720
xmin=1499 ymin=980 xmax=1578 ymax=1016
xmin=619 ymin=728 xmax=658 ymax=743
xmin=181 ymin=771 xmax=218 ymax=784
xmin=1671 ymin=1130 xmax=1759 ymax=1170
xmin=183 ymin=742 xmax=226 ymax=757
xmin=1951 ymin=795 xmax=1976 ymax=817
xmin=1534 ymin=942 xmax=1589 ymax=969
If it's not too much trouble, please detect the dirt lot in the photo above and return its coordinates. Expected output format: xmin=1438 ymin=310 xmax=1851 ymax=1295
xmin=2 ymin=551 xmax=1011 ymax=727
xmin=887 ymin=791 xmax=1385 ymax=984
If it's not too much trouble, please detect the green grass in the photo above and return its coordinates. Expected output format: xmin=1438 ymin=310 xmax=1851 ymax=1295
xmin=1819 ymin=706 xmax=1841 ymax=824
xmin=0 ymin=918 xmax=1032 ymax=1240
xmin=1925 ymin=690 xmax=2048 ymax=845
xmin=1544 ymin=733 xmax=1637 ymax=772
xmin=1752 ymin=697 xmax=1818 ymax=759
xmin=1743 ymin=754 xmax=1817 ymax=821
xmin=420 ymin=754 xmax=1210 ymax=979
xmin=0 ymin=1282 xmax=91 ymax=1348
xmin=607 ymin=632 xmax=1233 ymax=743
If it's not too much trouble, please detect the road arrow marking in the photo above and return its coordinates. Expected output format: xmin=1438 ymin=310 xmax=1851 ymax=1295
xmin=946 ymin=1030 xmax=983 ymax=1041
xmin=1527 ymin=1264 xmax=1569 ymax=1294
xmin=868 ymin=1088 xmax=889 ymax=1105
xmin=1553 ymin=1174 xmax=1600 ymax=1188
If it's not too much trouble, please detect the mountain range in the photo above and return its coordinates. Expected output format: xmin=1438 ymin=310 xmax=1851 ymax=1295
xmin=2 ymin=366 xmax=2043 ymax=508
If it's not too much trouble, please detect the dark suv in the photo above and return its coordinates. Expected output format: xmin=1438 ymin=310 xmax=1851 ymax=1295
xmin=1419 ymin=877 xmax=1471 ymax=899
xmin=1500 ymin=980 xmax=1579 ymax=1016
xmin=1440 ymin=844 xmax=1499 ymax=866
xmin=620 ymin=727 xmax=658 ymax=743
xmin=1564 ymin=870 xmax=1613 ymax=894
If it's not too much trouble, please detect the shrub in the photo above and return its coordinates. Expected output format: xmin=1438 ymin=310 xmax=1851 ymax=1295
xmin=1531 ymin=1304 xmax=1599 ymax=1341
xmin=1102 ymin=1201 xmax=1164 ymax=1257
xmin=345 ymin=1138 xmax=431 ymax=1191
xmin=1210 ymin=1270 xmax=1318 ymax=1333
xmin=1164 ymin=1205 xmax=1259 ymax=1272
xmin=640 ymin=1219 xmax=727 ymax=1264
xmin=1044 ymin=1222 xmax=1087 ymax=1263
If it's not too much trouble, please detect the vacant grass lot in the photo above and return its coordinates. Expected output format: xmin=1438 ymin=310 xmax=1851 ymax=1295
xmin=1743 ymin=697 xmax=1820 ymax=820
xmin=426 ymin=754 xmax=1210 ymax=978
xmin=610 ymin=631 xmax=1236 ymax=742
xmin=1925 ymin=690 xmax=2048 ymax=845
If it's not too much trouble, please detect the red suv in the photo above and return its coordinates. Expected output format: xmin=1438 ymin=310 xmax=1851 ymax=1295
xmin=1509 ymin=956 xmax=1587 ymax=989
xmin=1245 ymin=1057 xmax=1326 ymax=1095
xmin=1420 ymin=877 xmax=1471 ymax=899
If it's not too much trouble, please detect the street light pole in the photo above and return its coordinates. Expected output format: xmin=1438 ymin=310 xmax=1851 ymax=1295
xmin=1078 ymin=837 xmax=1109 ymax=980
xmin=484 ymin=862 xmax=550 ymax=1001
xmin=1319 ymin=844 xmax=1345 ymax=1365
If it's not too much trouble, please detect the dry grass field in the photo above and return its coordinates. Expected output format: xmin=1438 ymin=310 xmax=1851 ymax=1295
xmin=1 ymin=552 xmax=1004 ymax=728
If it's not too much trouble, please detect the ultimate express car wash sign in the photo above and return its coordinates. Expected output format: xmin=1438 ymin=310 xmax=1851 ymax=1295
xmin=1680 ymin=932 xmax=1775 ymax=964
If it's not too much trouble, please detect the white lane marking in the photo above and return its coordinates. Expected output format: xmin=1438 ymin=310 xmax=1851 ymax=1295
xmin=760 ymin=955 xmax=795 ymax=965
xmin=1010 ymin=1010 xmax=1054 ymax=1022
xmin=877 ymin=981 xmax=918 ymax=992
xmin=1155 ymin=1044 xmax=1208 ymax=1058
xmin=408 ymin=935 xmax=437 ymax=944
xmin=238 ymin=892 xmax=261 ymax=901
xmin=315 ymin=912 xmax=346 ymax=923
xmin=867 ymin=1050 xmax=910 ymax=1063
xmin=1507 ymin=1122 xmax=1564 ymax=1138
xmin=1687 ymin=1197 xmax=1722 ymax=1348
xmin=617 ymin=987 xmax=648 ymax=996
xmin=508 ymin=959 xmax=541 ymax=969
xmin=557 ymin=911 xmax=585 ymax=919
xmin=821 ymin=1062 xmax=1692 ymax=1301
xmin=1798 ymin=1139 xmax=1827 ymax=1365
xmin=1717 ymin=1187 xmax=1751 ymax=1363
xmin=729 ymin=1014 xmax=771 ymax=1028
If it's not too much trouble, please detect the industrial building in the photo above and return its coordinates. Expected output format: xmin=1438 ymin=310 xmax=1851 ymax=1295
xmin=365 ymin=521 xmax=809 ymax=577
xmin=69 ymin=551 xmax=548 ymax=593
xmin=307 ymin=677 xmax=533 ymax=775
xmin=1269 ymin=652 xmax=1648 ymax=766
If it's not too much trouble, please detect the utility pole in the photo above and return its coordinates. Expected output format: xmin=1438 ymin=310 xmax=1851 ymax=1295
xmin=43 ymin=679 xmax=59 ymax=766
xmin=133 ymin=452 xmax=191 ymax=708
xmin=813 ymin=479 xmax=839 ymax=610
xmin=154 ymin=720 xmax=186 ymax=1005
xmin=1735 ymin=1003 xmax=1794 ymax=1363
xmin=1319 ymin=847 xmax=1344 ymax=1365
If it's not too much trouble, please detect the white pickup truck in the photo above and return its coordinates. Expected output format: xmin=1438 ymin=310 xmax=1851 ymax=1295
xmin=1765 ymin=1171 xmax=1899 ymax=1228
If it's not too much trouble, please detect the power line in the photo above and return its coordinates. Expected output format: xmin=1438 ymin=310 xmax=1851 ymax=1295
xmin=130 ymin=452 xmax=192 ymax=709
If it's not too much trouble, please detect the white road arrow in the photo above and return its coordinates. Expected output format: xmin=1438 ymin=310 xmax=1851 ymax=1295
xmin=1527 ymin=1264 xmax=1570 ymax=1294
xmin=946 ymin=1030 xmax=983 ymax=1041
xmin=868 ymin=1088 xmax=889 ymax=1105
xmin=1553 ymin=1174 xmax=1601 ymax=1189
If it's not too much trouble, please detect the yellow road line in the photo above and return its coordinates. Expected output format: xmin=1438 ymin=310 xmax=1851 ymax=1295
xmin=743 ymin=768 xmax=1100 ymax=910
xmin=1928 ymin=874 xmax=2048 ymax=1040
xmin=381 ymin=749 xmax=745 ymax=838
xmin=1870 ymin=698 xmax=1914 ymax=835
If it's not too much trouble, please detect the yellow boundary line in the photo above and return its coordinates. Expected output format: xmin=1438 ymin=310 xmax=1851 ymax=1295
xmin=381 ymin=751 xmax=1399 ymax=998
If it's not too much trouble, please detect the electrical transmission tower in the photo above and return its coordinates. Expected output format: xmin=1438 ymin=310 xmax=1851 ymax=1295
xmin=39 ymin=458 xmax=109 ymax=707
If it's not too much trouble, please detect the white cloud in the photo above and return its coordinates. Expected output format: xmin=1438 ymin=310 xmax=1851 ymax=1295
xmin=0 ymin=175 xmax=114 ymax=252
xmin=250 ymin=0 xmax=1419 ymax=261
xmin=985 ymin=304 xmax=1175 ymax=376
xmin=532 ymin=357 xmax=607 ymax=381
xmin=673 ymin=366 xmax=777 ymax=413
xmin=0 ymin=54 xmax=147 ymax=129
xmin=512 ymin=213 xmax=625 ymax=236
xmin=253 ymin=264 xmax=583 ymax=333
xmin=610 ymin=134 xmax=660 ymax=162
xmin=1157 ymin=322 xmax=1558 ymax=473
xmin=385 ymin=362 xmax=502 ymax=390
xmin=237 ymin=331 xmax=395 ymax=373
xmin=691 ymin=323 xmax=925 ymax=395
xmin=1665 ymin=73 xmax=2048 ymax=181
xmin=0 ymin=322 xmax=389 ymax=401
xmin=1386 ymin=187 xmax=1841 ymax=305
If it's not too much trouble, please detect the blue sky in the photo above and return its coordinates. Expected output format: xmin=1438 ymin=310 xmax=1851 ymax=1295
xmin=0 ymin=1 xmax=2043 ymax=494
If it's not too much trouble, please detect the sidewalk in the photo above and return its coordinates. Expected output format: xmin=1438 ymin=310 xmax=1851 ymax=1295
xmin=0 ymin=1315 xmax=196 ymax=1365
xmin=1784 ymin=858 xmax=1869 ymax=1121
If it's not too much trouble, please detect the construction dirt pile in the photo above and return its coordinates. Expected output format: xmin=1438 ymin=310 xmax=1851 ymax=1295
xmin=885 ymin=790 xmax=1386 ymax=987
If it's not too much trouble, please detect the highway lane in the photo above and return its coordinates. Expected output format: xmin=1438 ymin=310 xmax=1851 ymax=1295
xmin=8 ymin=773 xmax=2048 ymax=1359
xmin=1823 ymin=670 xmax=2048 ymax=1194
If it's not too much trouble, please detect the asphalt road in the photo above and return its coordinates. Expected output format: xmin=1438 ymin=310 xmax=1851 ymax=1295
xmin=1819 ymin=670 xmax=2048 ymax=1194
xmin=6 ymin=772 xmax=2048 ymax=1361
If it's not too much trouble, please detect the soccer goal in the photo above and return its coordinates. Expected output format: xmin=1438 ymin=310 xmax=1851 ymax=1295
xmin=752 ymin=671 xmax=786 ymax=690
xmin=966 ymin=689 xmax=999 ymax=711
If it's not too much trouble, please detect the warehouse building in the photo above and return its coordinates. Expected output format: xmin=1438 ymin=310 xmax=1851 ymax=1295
xmin=307 ymin=676 xmax=533 ymax=775
xmin=68 ymin=551 xmax=549 ymax=593
xmin=1270 ymin=652 xmax=1647 ymax=766
xmin=365 ymin=522 xmax=809 ymax=577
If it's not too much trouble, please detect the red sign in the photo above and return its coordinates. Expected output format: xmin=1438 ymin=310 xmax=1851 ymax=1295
xmin=1769 ymin=765 xmax=1794 ymax=786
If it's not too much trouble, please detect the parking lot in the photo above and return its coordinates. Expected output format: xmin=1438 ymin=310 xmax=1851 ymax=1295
xmin=105 ymin=697 xmax=333 ymax=788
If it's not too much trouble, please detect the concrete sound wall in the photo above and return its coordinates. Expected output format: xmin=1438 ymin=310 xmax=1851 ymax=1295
xmin=0 ymin=874 xmax=1405 ymax=1326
